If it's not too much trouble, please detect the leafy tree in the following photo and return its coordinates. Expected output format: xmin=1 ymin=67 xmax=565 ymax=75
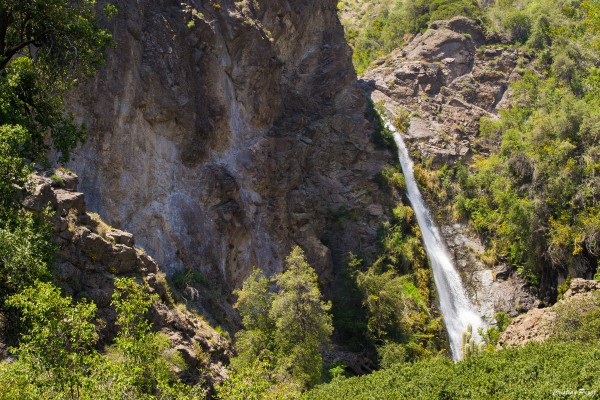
xmin=270 ymin=247 xmax=333 ymax=387
xmin=234 ymin=268 xmax=274 ymax=334
xmin=110 ymin=277 xmax=191 ymax=396
xmin=0 ymin=0 xmax=114 ymax=162
xmin=6 ymin=281 xmax=99 ymax=398
xmin=220 ymin=247 xmax=333 ymax=397
xmin=0 ymin=279 xmax=203 ymax=399
xmin=230 ymin=268 xmax=275 ymax=372
xmin=503 ymin=11 xmax=532 ymax=43
xmin=0 ymin=0 xmax=114 ymax=337
xmin=0 ymin=210 xmax=54 ymax=301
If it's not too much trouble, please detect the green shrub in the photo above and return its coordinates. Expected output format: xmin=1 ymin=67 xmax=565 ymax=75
xmin=504 ymin=12 xmax=533 ymax=43
xmin=170 ymin=267 xmax=208 ymax=290
xmin=49 ymin=174 xmax=65 ymax=187
xmin=306 ymin=341 xmax=600 ymax=400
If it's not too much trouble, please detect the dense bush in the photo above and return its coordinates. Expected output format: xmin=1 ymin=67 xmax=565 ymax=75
xmin=454 ymin=1 xmax=600 ymax=289
xmin=306 ymin=341 xmax=600 ymax=399
xmin=0 ymin=278 xmax=204 ymax=399
xmin=308 ymin=288 xmax=600 ymax=399
xmin=217 ymin=247 xmax=333 ymax=398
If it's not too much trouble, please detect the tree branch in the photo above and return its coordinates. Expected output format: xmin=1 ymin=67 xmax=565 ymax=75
xmin=0 ymin=38 xmax=36 ymax=71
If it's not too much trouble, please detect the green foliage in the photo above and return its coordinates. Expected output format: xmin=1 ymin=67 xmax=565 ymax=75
xmin=430 ymin=1 xmax=600 ymax=289
xmin=0 ymin=211 xmax=54 ymax=301
xmin=405 ymin=0 xmax=483 ymax=33
xmin=503 ymin=12 xmax=533 ymax=43
xmin=306 ymin=340 xmax=600 ymax=400
xmin=349 ymin=204 xmax=445 ymax=364
xmin=308 ymin=290 xmax=600 ymax=399
xmin=0 ymin=4 xmax=203 ymax=399
xmin=376 ymin=341 xmax=407 ymax=369
xmin=0 ymin=124 xmax=31 ymax=212
xmin=377 ymin=202 xmax=428 ymax=274
xmin=271 ymin=247 xmax=333 ymax=387
xmin=552 ymin=290 xmax=600 ymax=343
xmin=0 ymin=279 xmax=203 ymax=399
xmin=455 ymin=2 xmax=600 ymax=287
xmin=50 ymin=174 xmax=66 ymax=187
xmin=220 ymin=247 xmax=333 ymax=396
xmin=0 ymin=0 xmax=113 ymax=345
xmin=356 ymin=268 xmax=414 ymax=341
xmin=234 ymin=268 xmax=273 ymax=333
xmin=216 ymin=359 xmax=298 ymax=400
xmin=0 ymin=0 xmax=114 ymax=163
xmin=377 ymin=165 xmax=406 ymax=193
xmin=330 ymin=253 xmax=370 ymax=352
xmin=112 ymin=277 xmax=157 ymax=345
xmin=478 ymin=312 xmax=513 ymax=347
xmin=326 ymin=361 xmax=348 ymax=381
xmin=6 ymin=281 xmax=99 ymax=397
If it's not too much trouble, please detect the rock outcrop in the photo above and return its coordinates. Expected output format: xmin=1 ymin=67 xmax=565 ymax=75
xmin=363 ymin=16 xmax=521 ymax=167
xmin=66 ymin=0 xmax=393 ymax=306
xmin=25 ymin=170 xmax=230 ymax=383
xmin=498 ymin=278 xmax=600 ymax=348
xmin=362 ymin=17 xmax=535 ymax=320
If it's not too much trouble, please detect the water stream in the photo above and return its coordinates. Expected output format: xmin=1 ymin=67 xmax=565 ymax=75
xmin=387 ymin=120 xmax=483 ymax=360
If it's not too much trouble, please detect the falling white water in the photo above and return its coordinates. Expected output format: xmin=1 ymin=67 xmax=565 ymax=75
xmin=387 ymin=120 xmax=483 ymax=360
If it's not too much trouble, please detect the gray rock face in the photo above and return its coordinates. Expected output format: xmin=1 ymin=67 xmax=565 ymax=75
xmin=67 ymin=0 xmax=392 ymax=292
xmin=363 ymin=16 xmax=521 ymax=167
xmin=442 ymin=223 xmax=537 ymax=321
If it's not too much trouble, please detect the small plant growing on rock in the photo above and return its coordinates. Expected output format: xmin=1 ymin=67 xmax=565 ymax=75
xmin=50 ymin=174 xmax=65 ymax=187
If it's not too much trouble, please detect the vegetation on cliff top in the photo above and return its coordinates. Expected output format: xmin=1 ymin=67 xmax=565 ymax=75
xmin=338 ymin=0 xmax=483 ymax=74
xmin=324 ymin=0 xmax=600 ymax=398
xmin=455 ymin=0 xmax=600 ymax=291
xmin=341 ymin=0 xmax=600 ymax=293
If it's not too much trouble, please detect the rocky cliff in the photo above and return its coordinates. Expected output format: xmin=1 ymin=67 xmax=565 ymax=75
xmin=24 ymin=170 xmax=230 ymax=383
xmin=67 ymin=0 xmax=393 ymax=308
xmin=498 ymin=279 xmax=600 ymax=348
xmin=362 ymin=17 xmax=536 ymax=321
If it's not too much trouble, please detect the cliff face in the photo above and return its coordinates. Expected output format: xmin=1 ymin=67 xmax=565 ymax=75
xmin=67 ymin=0 xmax=392 ymax=293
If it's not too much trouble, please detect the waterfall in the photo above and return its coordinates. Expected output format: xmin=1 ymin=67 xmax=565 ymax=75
xmin=387 ymin=120 xmax=483 ymax=360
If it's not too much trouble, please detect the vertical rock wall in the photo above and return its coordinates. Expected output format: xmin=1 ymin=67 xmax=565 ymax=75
xmin=68 ymin=0 xmax=393 ymax=292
